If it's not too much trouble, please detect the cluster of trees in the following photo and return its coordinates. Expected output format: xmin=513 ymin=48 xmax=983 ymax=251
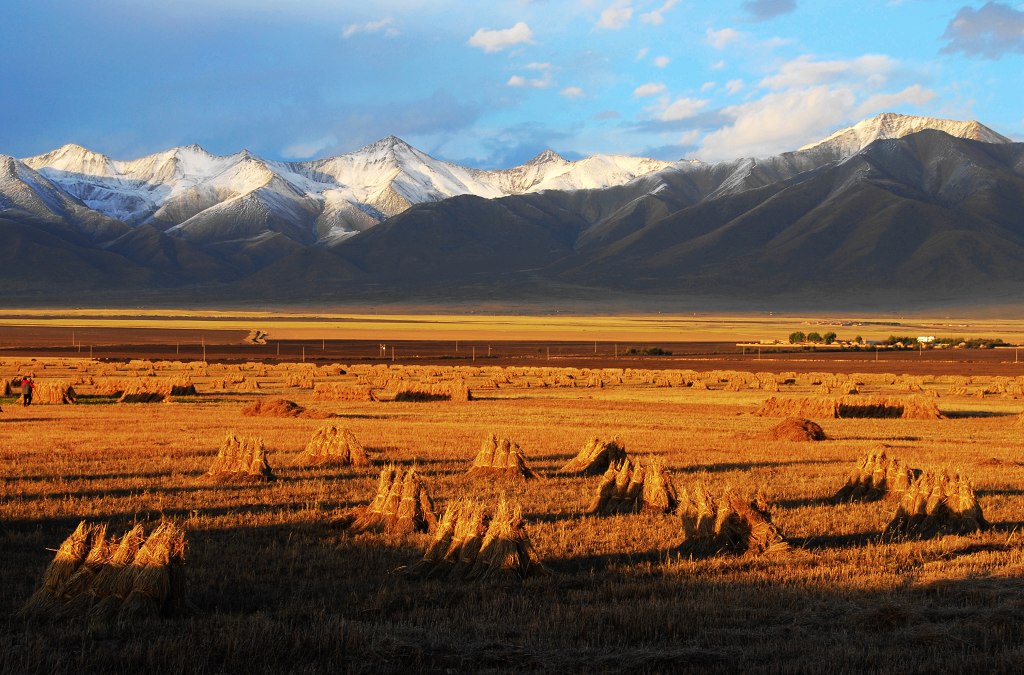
xmin=788 ymin=331 xmax=844 ymax=345
xmin=788 ymin=333 xmax=1011 ymax=349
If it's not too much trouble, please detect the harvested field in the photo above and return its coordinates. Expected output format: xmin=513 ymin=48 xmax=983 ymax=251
xmin=4 ymin=352 xmax=1024 ymax=673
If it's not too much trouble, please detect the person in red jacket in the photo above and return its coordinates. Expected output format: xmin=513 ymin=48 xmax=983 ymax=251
xmin=21 ymin=376 xmax=34 ymax=406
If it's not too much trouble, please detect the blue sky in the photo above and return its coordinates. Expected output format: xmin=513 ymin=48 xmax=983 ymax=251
xmin=2 ymin=0 xmax=1022 ymax=166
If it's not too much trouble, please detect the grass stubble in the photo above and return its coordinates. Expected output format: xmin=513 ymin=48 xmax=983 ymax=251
xmin=2 ymin=356 xmax=1024 ymax=673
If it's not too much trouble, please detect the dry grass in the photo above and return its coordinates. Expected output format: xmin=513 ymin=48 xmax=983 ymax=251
xmin=4 ymin=355 xmax=1024 ymax=672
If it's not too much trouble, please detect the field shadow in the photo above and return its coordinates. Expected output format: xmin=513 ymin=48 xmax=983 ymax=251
xmin=839 ymin=435 xmax=921 ymax=442
xmin=774 ymin=495 xmax=839 ymax=509
xmin=1 ymin=469 xmax=178 ymax=484
xmin=943 ymin=411 xmax=1018 ymax=419
xmin=0 ymin=417 xmax=59 ymax=423
xmin=679 ymin=458 xmax=845 ymax=474
xmin=789 ymin=531 xmax=881 ymax=550
xmin=977 ymin=488 xmax=1024 ymax=498
xmin=552 ymin=547 xmax=670 ymax=574
xmin=525 ymin=511 xmax=584 ymax=524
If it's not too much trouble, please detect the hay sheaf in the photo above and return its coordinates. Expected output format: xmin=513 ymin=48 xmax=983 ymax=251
xmin=587 ymin=458 xmax=678 ymax=516
xmin=296 ymin=426 xmax=370 ymax=467
xmin=756 ymin=396 xmax=943 ymax=420
xmin=392 ymin=380 xmax=472 ymax=402
xmin=32 ymin=381 xmax=77 ymax=405
xmin=832 ymin=449 xmax=916 ymax=503
xmin=345 ymin=465 xmax=436 ymax=535
xmin=312 ymin=383 xmax=378 ymax=402
xmin=757 ymin=417 xmax=827 ymax=441
xmin=18 ymin=521 xmax=187 ymax=624
xmin=205 ymin=434 xmax=275 ymax=482
xmin=467 ymin=434 xmax=537 ymax=480
xmin=676 ymin=484 xmax=790 ymax=557
xmin=557 ymin=437 xmax=627 ymax=476
xmin=240 ymin=397 xmax=334 ymax=419
xmin=883 ymin=470 xmax=989 ymax=540
xmin=408 ymin=496 xmax=546 ymax=582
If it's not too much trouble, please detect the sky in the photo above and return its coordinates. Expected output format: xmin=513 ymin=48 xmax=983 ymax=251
xmin=2 ymin=0 xmax=1022 ymax=167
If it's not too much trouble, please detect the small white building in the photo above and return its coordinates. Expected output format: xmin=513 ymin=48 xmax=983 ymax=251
xmin=917 ymin=336 xmax=935 ymax=344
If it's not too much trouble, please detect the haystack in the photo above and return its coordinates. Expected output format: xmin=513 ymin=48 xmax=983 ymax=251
xmin=296 ymin=425 xmax=370 ymax=467
xmin=205 ymin=433 xmax=275 ymax=482
xmin=756 ymin=396 xmax=942 ymax=420
xmin=586 ymin=458 xmax=678 ymax=516
xmin=676 ymin=483 xmax=790 ymax=557
xmin=467 ymin=434 xmax=537 ymax=479
xmin=346 ymin=465 xmax=437 ymax=535
xmin=393 ymin=380 xmax=472 ymax=402
xmin=32 ymin=380 xmax=76 ymax=405
xmin=118 ymin=385 xmax=165 ymax=403
xmin=757 ymin=417 xmax=826 ymax=441
xmin=18 ymin=521 xmax=187 ymax=623
xmin=240 ymin=397 xmax=333 ymax=419
xmin=312 ymin=383 xmax=377 ymax=402
xmin=410 ymin=496 xmax=546 ymax=582
xmin=832 ymin=449 xmax=915 ymax=503
xmin=883 ymin=470 xmax=989 ymax=539
xmin=557 ymin=437 xmax=627 ymax=476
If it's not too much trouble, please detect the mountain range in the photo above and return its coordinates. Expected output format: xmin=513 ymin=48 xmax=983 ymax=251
xmin=1 ymin=112 xmax=1021 ymax=309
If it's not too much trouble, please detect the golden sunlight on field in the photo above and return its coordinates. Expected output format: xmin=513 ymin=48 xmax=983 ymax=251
xmin=3 ymin=354 xmax=1024 ymax=672
xmin=6 ymin=308 xmax=1024 ymax=342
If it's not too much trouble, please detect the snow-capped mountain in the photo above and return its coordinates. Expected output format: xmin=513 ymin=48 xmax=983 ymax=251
xmin=799 ymin=112 xmax=1011 ymax=157
xmin=20 ymin=137 xmax=671 ymax=246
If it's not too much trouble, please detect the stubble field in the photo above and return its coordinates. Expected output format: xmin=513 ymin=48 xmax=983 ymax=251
xmin=3 ymin=335 xmax=1024 ymax=673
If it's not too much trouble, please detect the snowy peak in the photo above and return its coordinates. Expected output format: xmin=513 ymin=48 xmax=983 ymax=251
xmin=526 ymin=149 xmax=568 ymax=166
xmin=800 ymin=112 xmax=1012 ymax=155
xmin=24 ymin=143 xmax=117 ymax=177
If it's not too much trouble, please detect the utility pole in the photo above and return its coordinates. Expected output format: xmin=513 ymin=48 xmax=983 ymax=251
xmin=472 ymin=347 xmax=475 ymax=362
xmin=302 ymin=346 xmax=305 ymax=363
xmin=391 ymin=346 xmax=395 ymax=362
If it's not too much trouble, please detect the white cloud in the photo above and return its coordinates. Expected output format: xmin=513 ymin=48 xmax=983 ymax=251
xmin=282 ymin=134 xmax=338 ymax=159
xmin=707 ymin=27 xmax=742 ymax=49
xmin=653 ymin=55 xmax=671 ymax=68
xmin=660 ymin=97 xmax=709 ymax=121
xmin=678 ymin=129 xmax=701 ymax=145
xmin=855 ymin=84 xmax=936 ymax=117
xmin=508 ymin=62 xmax=554 ymax=88
xmin=712 ymin=60 xmax=727 ymax=70
xmin=697 ymin=86 xmax=857 ymax=160
xmin=701 ymin=81 xmax=717 ymax=92
xmin=639 ymin=0 xmax=679 ymax=25
xmin=598 ymin=1 xmax=633 ymax=30
xmin=561 ymin=86 xmax=585 ymax=98
xmin=635 ymin=47 xmax=650 ymax=61
xmin=467 ymin=22 xmax=534 ymax=52
xmin=634 ymin=82 xmax=667 ymax=97
xmin=342 ymin=17 xmax=398 ymax=39
xmin=760 ymin=54 xmax=900 ymax=89
xmin=726 ymin=79 xmax=744 ymax=94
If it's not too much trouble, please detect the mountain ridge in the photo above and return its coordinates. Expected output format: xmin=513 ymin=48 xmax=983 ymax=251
xmin=2 ymin=113 xmax=1021 ymax=309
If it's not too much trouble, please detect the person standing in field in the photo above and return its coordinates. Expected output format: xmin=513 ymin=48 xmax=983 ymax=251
xmin=21 ymin=376 xmax=34 ymax=406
